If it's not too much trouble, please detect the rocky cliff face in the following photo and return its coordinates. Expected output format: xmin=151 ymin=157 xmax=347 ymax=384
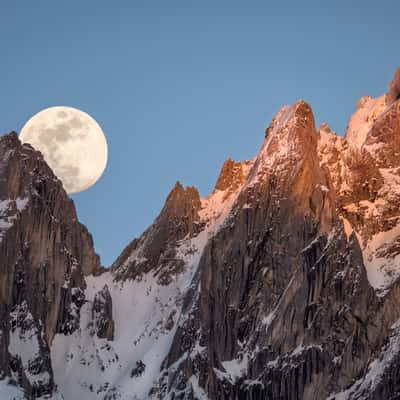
xmin=0 ymin=133 xmax=101 ymax=398
xmin=156 ymin=100 xmax=381 ymax=400
xmin=2 ymin=68 xmax=400 ymax=400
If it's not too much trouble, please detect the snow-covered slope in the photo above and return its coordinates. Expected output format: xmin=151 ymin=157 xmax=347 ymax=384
xmin=318 ymin=89 xmax=400 ymax=295
xmin=346 ymin=95 xmax=387 ymax=148
xmin=328 ymin=319 xmax=400 ymax=400
xmin=51 ymin=163 xmax=252 ymax=400
xmin=0 ymin=380 xmax=26 ymax=400
xmin=3 ymin=68 xmax=400 ymax=400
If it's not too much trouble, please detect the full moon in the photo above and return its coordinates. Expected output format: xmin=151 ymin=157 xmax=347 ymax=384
xmin=20 ymin=106 xmax=108 ymax=195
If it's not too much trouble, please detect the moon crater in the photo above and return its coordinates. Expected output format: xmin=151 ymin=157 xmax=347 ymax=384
xmin=20 ymin=106 xmax=108 ymax=195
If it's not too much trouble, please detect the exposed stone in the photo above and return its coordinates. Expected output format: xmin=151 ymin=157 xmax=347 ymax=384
xmin=130 ymin=360 xmax=145 ymax=378
xmin=161 ymin=99 xmax=381 ymax=400
xmin=4 ymin=68 xmax=400 ymax=400
xmin=112 ymin=181 xmax=202 ymax=282
xmin=214 ymin=158 xmax=252 ymax=195
xmin=387 ymin=67 xmax=400 ymax=104
xmin=92 ymin=285 xmax=114 ymax=340
xmin=0 ymin=132 xmax=101 ymax=397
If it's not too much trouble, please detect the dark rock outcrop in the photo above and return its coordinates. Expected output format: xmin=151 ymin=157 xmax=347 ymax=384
xmin=112 ymin=181 xmax=202 ymax=283
xmin=92 ymin=285 xmax=114 ymax=340
xmin=0 ymin=132 xmax=101 ymax=397
xmin=387 ymin=67 xmax=400 ymax=104
xmin=158 ymin=100 xmax=383 ymax=400
xmin=4 ymin=67 xmax=400 ymax=400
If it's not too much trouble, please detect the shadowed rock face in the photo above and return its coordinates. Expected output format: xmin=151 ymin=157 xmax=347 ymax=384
xmin=158 ymin=101 xmax=381 ymax=400
xmin=4 ymin=68 xmax=400 ymax=400
xmin=92 ymin=285 xmax=114 ymax=340
xmin=387 ymin=67 xmax=400 ymax=104
xmin=0 ymin=133 xmax=101 ymax=397
xmin=111 ymin=181 xmax=202 ymax=283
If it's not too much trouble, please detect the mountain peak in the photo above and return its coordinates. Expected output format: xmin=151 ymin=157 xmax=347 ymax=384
xmin=319 ymin=122 xmax=334 ymax=134
xmin=213 ymin=158 xmax=252 ymax=194
xmin=387 ymin=67 xmax=400 ymax=104
xmin=6 ymin=69 xmax=400 ymax=400
xmin=346 ymin=94 xmax=387 ymax=147
xmin=164 ymin=181 xmax=201 ymax=214
xmin=2 ymin=130 xmax=18 ymax=141
xmin=0 ymin=129 xmax=102 ymax=396
xmin=246 ymin=100 xmax=318 ymax=190
xmin=171 ymin=179 xmax=184 ymax=191
xmin=112 ymin=180 xmax=202 ymax=281
xmin=346 ymin=67 xmax=400 ymax=148
xmin=264 ymin=99 xmax=314 ymax=139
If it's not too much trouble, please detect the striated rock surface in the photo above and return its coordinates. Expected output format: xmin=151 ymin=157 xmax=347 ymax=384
xmin=214 ymin=158 xmax=253 ymax=195
xmin=0 ymin=133 xmax=101 ymax=398
xmin=387 ymin=67 xmax=400 ymax=105
xmin=112 ymin=181 xmax=202 ymax=284
xmin=91 ymin=285 xmax=114 ymax=340
xmin=3 ymin=67 xmax=400 ymax=400
xmin=157 ymin=100 xmax=380 ymax=400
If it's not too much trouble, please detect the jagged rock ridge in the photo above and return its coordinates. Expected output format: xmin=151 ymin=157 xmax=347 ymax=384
xmin=0 ymin=133 xmax=101 ymax=398
xmin=1 ymin=68 xmax=400 ymax=399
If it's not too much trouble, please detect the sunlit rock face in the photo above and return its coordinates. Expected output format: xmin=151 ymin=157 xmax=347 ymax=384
xmin=317 ymin=74 xmax=400 ymax=295
xmin=3 ymin=68 xmax=400 ymax=400
xmin=159 ymin=100 xmax=378 ymax=400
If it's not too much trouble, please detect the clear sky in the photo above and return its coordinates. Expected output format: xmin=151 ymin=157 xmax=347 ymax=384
xmin=0 ymin=1 xmax=399 ymax=266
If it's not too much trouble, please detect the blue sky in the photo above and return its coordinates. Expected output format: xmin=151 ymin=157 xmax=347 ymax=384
xmin=0 ymin=1 xmax=399 ymax=266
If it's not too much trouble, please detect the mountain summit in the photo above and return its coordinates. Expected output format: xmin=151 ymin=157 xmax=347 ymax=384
xmin=1 ymin=69 xmax=400 ymax=400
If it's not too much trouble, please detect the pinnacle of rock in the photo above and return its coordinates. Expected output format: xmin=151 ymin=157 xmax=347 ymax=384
xmin=214 ymin=158 xmax=249 ymax=193
xmin=4 ymin=68 xmax=400 ymax=400
xmin=387 ymin=67 xmax=400 ymax=104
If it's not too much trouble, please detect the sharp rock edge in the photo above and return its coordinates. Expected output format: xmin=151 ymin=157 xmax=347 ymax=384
xmin=1 ymin=68 xmax=400 ymax=399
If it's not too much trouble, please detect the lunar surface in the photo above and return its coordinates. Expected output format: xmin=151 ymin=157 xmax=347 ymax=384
xmin=20 ymin=106 xmax=108 ymax=194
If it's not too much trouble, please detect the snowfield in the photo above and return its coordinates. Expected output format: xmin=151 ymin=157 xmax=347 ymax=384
xmin=51 ymin=178 xmax=248 ymax=400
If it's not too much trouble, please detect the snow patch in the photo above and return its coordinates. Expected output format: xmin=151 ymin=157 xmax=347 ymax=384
xmin=340 ymin=217 xmax=354 ymax=240
xmin=220 ymin=353 xmax=250 ymax=382
xmin=8 ymin=302 xmax=50 ymax=388
xmin=360 ymin=223 xmax=400 ymax=295
xmin=0 ymin=379 xmax=25 ymax=400
xmin=0 ymin=197 xmax=29 ymax=242
xmin=51 ymin=176 xmax=247 ymax=399
xmin=246 ymin=104 xmax=303 ymax=188
xmin=188 ymin=375 xmax=209 ymax=400
xmin=346 ymin=95 xmax=386 ymax=148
